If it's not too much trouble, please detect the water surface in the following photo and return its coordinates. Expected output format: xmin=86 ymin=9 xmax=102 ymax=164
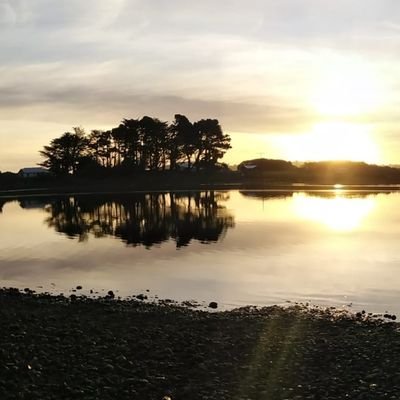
xmin=1 ymin=189 xmax=400 ymax=314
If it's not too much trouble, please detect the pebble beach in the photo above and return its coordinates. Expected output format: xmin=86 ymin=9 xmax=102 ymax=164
xmin=1 ymin=288 xmax=400 ymax=400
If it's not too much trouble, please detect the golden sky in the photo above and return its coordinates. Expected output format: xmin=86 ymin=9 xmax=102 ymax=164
xmin=1 ymin=0 xmax=400 ymax=171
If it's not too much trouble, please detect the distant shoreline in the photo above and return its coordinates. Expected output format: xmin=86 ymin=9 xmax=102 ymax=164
xmin=4 ymin=159 xmax=400 ymax=196
xmin=1 ymin=180 xmax=400 ymax=198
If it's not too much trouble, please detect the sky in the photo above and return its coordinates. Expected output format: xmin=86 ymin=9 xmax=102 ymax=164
xmin=1 ymin=0 xmax=400 ymax=171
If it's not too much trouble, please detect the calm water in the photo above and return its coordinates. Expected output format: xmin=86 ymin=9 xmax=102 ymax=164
xmin=1 ymin=190 xmax=400 ymax=314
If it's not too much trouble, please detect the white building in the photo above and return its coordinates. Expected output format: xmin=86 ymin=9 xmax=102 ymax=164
xmin=18 ymin=167 xmax=50 ymax=178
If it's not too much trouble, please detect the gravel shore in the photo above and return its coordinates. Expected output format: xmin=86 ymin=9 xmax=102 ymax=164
xmin=1 ymin=288 xmax=399 ymax=400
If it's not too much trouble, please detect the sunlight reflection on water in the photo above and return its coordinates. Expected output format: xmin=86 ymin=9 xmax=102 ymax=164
xmin=0 ymin=190 xmax=399 ymax=314
xmin=292 ymin=191 xmax=376 ymax=231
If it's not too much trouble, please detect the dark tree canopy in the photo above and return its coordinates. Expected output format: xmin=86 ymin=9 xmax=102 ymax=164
xmin=39 ymin=128 xmax=88 ymax=175
xmin=193 ymin=119 xmax=231 ymax=170
xmin=39 ymin=116 xmax=231 ymax=175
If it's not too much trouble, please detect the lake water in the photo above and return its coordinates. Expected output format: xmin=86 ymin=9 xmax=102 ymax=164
xmin=1 ymin=189 xmax=400 ymax=314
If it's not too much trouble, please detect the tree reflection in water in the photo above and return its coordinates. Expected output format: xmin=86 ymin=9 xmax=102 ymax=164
xmin=0 ymin=199 xmax=6 ymax=213
xmin=44 ymin=191 xmax=235 ymax=248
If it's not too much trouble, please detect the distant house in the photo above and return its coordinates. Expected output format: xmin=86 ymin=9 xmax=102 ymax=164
xmin=241 ymin=163 xmax=257 ymax=170
xmin=176 ymin=162 xmax=194 ymax=171
xmin=238 ymin=159 xmax=297 ymax=175
xmin=18 ymin=167 xmax=50 ymax=178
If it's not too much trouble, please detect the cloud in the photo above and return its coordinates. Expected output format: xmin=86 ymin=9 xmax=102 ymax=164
xmin=0 ymin=2 xmax=16 ymax=27
xmin=2 ymin=0 xmax=400 ymax=66
xmin=2 ymin=0 xmax=400 ymax=169
xmin=0 ymin=39 xmax=318 ymax=132
xmin=0 ymin=83 xmax=313 ymax=133
xmin=1 ymin=0 xmax=125 ymax=29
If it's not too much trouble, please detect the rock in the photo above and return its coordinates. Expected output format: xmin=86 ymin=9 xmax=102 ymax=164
xmin=209 ymin=302 xmax=218 ymax=309
xmin=383 ymin=313 xmax=397 ymax=320
xmin=116 ymin=354 xmax=127 ymax=363
xmin=103 ymin=363 xmax=114 ymax=372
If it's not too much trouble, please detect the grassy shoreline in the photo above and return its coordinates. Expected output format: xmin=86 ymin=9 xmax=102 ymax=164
xmin=2 ymin=182 xmax=400 ymax=199
xmin=1 ymin=288 xmax=399 ymax=399
xmin=2 ymin=169 xmax=400 ymax=198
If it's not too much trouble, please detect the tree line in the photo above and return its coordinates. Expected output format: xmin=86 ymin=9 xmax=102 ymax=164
xmin=238 ymin=158 xmax=400 ymax=184
xmin=40 ymin=115 xmax=231 ymax=176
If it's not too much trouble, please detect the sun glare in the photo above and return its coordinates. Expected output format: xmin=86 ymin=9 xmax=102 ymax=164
xmin=307 ymin=122 xmax=379 ymax=163
xmin=275 ymin=122 xmax=381 ymax=164
xmin=293 ymin=192 xmax=376 ymax=231
xmin=267 ymin=61 xmax=385 ymax=164
xmin=311 ymin=63 xmax=383 ymax=117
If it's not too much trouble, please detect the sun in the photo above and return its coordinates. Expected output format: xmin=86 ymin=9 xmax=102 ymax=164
xmin=303 ymin=122 xmax=380 ymax=163
xmin=277 ymin=61 xmax=385 ymax=164
xmin=275 ymin=121 xmax=381 ymax=164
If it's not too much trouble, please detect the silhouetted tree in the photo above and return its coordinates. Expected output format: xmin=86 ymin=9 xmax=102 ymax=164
xmin=40 ymin=115 xmax=231 ymax=175
xmin=40 ymin=128 xmax=88 ymax=175
xmin=193 ymin=119 xmax=231 ymax=170
xmin=108 ymin=119 xmax=141 ymax=169
xmin=171 ymin=114 xmax=197 ymax=169
xmin=139 ymin=116 xmax=169 ymax=171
